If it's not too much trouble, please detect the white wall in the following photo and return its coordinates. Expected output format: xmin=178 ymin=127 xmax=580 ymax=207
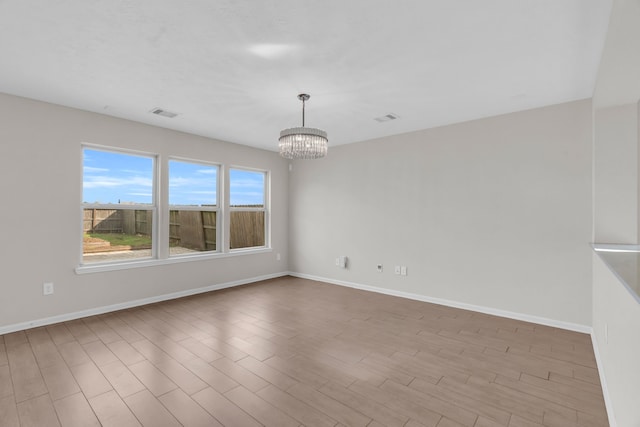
xmin=0 ymin=92 xmax=289 ymax=331
xmin=593 ymin=254 xmax=640 ymax=426
xmin=289 ymin=99 xmax=593 ymax=327
xmin=593 ymin=103 xmax=639 ymax=243
xmin=591 ymin=0 xmax=640 ymax=424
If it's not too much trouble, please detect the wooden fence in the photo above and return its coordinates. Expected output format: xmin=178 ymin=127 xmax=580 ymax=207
xmin=83 ymin=209 xmax=152 ymax=236
xmin=230 ymin=211 xmax=265 ymax=249
xmin=169 ymin=210 xmax=216 ymax=251
xmin=84 ymin=208 xmax=264 ymax=250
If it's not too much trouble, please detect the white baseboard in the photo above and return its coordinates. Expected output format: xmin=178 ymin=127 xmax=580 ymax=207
xmin=289 ymin=272 xmax=592 ymax=334
xmin=4 ymin=271 xmax=590 ymax=335
xmin=0 ymin=272 xmax=289 ymax=335
xmin=590 ymin=332 xmax=617 ymax=427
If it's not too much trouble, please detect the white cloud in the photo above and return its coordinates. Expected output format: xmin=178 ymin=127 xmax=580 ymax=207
xmin=230 ymin=178 xmax=263 ymax=189
xmin=83 ymin=175 xmax=152 ymax=189
xmin=169 ymin=176 xmax=215 ymax=188
xmin=188 ymin=190 xmax=216 ymax=195
xmin=83 ymin=166 xmax=109 ymax=173
xmin=196 ymin=169 xmax=216 ymax=175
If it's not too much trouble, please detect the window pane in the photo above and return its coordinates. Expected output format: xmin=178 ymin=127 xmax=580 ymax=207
xmin=169 ymin=210 xmax=217 ymax=255
xmin=83 ymin=149 xmax=154 ymax=205
xmin=229 ymin=169 xmax=266 ymax=249
xmin=230 ymin=169 xmax=264 ymax=207
xmin=230 ymin=211 xmax=265 ymax=249
xmin=169 ymin=160 xmax=217 ymax=206
xmin=82 ymin=208 xmax=153 ymax=264
xmin=168 ymin=160 xmax=218 ymax=255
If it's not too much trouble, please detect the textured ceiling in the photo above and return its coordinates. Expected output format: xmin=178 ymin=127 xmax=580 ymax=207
xmin=0 ymin=0 xmax=612 ymax=151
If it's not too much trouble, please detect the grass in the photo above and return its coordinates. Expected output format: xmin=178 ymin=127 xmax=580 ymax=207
xmin=85 ymin=232 xmax=152 ymax=248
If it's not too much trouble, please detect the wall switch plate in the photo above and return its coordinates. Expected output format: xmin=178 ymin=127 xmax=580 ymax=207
xmin=377 ymin=264 xmax=383 ymax=272
xmin=400 ymin=266 xmax=407 ymax=276
xmin=43 ymin=282 xmax=54 ymax=295
xmin=394 ymin=266 xmax=401 ymax=275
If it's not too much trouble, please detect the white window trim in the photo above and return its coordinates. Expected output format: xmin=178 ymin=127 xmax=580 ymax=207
xmin=168 ymin=158 xmax=221 ymax=258
xmin=75 ymin=247 xmax=272 ymax=274
xmin=80 ymin=145 xmax=158 ymax=267
xmin=77 ymin=147 xmax=272 ymax=274
xmin=229 ymin=166 xmax=270 ymax=251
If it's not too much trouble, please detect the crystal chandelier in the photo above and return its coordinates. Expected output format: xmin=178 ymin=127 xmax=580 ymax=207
xmin=279 ymin=94 xmax=328 ymax=159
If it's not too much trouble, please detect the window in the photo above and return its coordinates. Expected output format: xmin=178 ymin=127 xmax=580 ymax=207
xmin=82 ymin=147 xmax=156 ymax=264
xmin=229 ymin=168 xmax=267 ymax=249
xmin=79 ymin=146 xmax=271 ymax=271
xmin=168 ymin=159 xmax=219 ymax=256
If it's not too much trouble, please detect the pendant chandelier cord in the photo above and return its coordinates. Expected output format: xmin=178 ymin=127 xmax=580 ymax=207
xmin=297 ymin=93 xmax=311 ymax=127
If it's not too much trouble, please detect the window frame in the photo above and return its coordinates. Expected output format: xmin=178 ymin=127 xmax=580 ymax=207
xmin=167 ymin=157 xmax=221 ymax=257
xmin=228 ymin=166 xmax=270 ymax=251
xmin=76 ymin=146 xmax=272 ymax=274
xmin=80 ymin=145 xmax=159 ymax=266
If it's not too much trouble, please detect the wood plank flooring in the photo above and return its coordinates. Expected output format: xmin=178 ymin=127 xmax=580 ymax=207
xmin=0 ymin=276 xmax=609 ymax=426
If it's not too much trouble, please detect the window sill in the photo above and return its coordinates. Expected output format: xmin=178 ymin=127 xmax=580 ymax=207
xmin=76 ymin=247 xmax=272 ymax=274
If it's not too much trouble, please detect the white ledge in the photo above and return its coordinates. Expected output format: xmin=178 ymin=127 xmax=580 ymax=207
xmin=76 ymin=248 xmax=272 ymax=274
xmin=592 ymin=243 xmax=640 ymax=304
xmin=592 ymin=243 xmax=640 ymax=252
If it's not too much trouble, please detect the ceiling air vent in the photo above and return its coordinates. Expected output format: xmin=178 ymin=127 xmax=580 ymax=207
xmin=374 ymin=113 xmax=399 ymax=122
xmin=150 ymin=108 xmax=178 ymax=118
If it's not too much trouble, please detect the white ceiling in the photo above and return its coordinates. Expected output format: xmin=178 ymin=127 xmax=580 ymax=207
xmin=0 ymin=0 xmax=612 ymax=152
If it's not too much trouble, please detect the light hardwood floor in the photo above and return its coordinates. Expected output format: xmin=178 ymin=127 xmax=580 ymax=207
xmin=0 ymin=276 xmax=609 ymax=427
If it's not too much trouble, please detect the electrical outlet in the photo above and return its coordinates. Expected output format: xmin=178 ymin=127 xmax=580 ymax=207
xmin=377 ymin=264 xmax=383 ymax=272
xmin=394 ymin=265 xmax=401 ymax=275
xmin=43 ymin=282 xmax=54 ymax=296
xmin=276 ymin=253 xmax=281 ymax=261
xmin=338 ymin=256 xmax=348 ymax=268
xmin=401 ymin=266 xmax=407 ymax=276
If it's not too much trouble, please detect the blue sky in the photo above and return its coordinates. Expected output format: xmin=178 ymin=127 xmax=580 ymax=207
xmin=83 ymin=149 xmax=264 ymax=206
xmin=83 ymin=149 xmax=153 ymax=204
xmin=230 ymin=169 xmax=264 ymax=206
xmin=169 ymin=160 xmax=217 ymax=206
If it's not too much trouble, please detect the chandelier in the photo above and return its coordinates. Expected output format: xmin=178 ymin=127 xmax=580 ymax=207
xmin=279 ymin=94 xmax=328 ymax=159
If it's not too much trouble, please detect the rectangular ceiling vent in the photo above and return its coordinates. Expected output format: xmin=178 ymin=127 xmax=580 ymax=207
xmin=374 ymin=113 xmax=399 ymax=122
xmin=150 ymin=108 xmax=178 ymax=118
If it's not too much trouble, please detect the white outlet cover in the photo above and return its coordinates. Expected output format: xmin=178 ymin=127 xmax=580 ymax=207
xmin=43 ymin=282 xmax=54 ymax=295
